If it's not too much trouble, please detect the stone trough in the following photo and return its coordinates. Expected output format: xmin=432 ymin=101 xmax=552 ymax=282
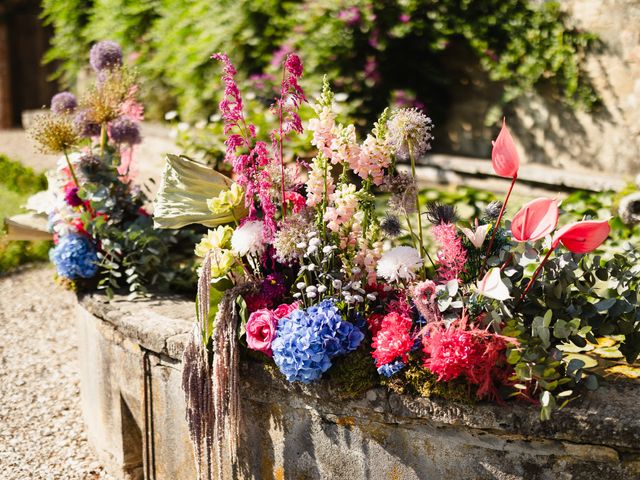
xmin=76 ymin=293 xmax=640 ymax=480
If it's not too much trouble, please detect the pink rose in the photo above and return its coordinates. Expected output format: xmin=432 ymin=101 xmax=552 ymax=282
xmin=273 ymin=302 xmax=300 ymax=320
xmin=246 ymin=309 xmax=278 ymax=357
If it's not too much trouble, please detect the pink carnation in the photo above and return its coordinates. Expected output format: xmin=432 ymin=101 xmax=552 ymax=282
xmin=371 ymin=312 xmax=414 ymax=367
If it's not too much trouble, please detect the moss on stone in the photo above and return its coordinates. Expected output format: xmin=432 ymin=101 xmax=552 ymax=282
xmin=382 ymin=362 xmax=475 ymax=404
xmin=325 ymin=345 xmax=380 ymax=400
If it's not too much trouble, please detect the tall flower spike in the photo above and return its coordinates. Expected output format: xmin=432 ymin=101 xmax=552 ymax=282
xmin=491 ymin=118 xmax=520 ymax=178
xmin=551 ymin=219 xmax=611 ymax=254
xmin=511 ymin=198 xmax=559 ymax=242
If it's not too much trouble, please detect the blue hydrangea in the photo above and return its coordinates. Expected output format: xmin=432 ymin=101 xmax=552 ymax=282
xmin=377 ymin=359 xmax=405 ymax=378
xmin=50 ymin=234 xmax=99 ymax=280
xmin=272 ymin=299 xmax=364 ymax=383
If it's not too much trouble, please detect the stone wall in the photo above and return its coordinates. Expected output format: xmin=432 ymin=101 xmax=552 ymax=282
xmin=76 ymin=293 xmax=640 ymax=480
xmin=440 ymin=0 xmax=640 ymax=176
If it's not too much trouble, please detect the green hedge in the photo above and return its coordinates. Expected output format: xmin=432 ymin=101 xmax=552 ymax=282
xmin=42 ymin=0 xmax=597 ymax=125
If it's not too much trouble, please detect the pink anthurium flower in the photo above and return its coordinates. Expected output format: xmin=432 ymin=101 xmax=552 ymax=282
xmin=478 ymin=267 xmax=511 ymax=301
xmin=485 ymin=118 xmax=521 ymax=257
xmin=491 ymin=118 xmax=520 ymax=179
xmin=551 ymin=219 xmax=611 ymax=254
xmin=511 ymin=198 xmax=559 ymax=242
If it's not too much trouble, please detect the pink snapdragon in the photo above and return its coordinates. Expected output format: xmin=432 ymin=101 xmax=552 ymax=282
xmin=432 ymin=222 xmax=467 ymax=282
xmin=306 ymin=156 xmax=334 ymax=207
xmin=354 ymin=134 xmax=391 ymax=185
xmin=330 ymin=124 xmax=361 ymax=167
xmin=324 ymin=183 xmax=359 ymax=232
xmin=308 ymin=106 xmax=336 ymax=159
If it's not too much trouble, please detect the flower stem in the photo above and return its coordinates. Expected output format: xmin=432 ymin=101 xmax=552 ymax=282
xmin=516 ymin=246 xmax=555 ymax=305
xmin=485 ymin=175 xmax=517 ymax=257
xmin=63 ymin=149 xmax=80 ymax=187
xmin=99 ymin=123 xmax=107 ymax=159
xmin=408 ymin=142 xmax=424 ymax=255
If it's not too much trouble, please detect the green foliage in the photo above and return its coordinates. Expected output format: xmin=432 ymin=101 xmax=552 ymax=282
xmin=42 ymin=0 xmax=597 ymax=126
xmin=40 ymin=0 xmax=92 ymax=86
xmin=0 ymin=154 xmax=47 ymax=194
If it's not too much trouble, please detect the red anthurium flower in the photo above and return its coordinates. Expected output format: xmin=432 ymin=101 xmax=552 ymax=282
xmin=511 ymin=198 xmax=559 ymax=242
xmin=491 ymin=118 xmax=520 ymax=178
xmin=552 ymin=219 xmax=611 ymax=254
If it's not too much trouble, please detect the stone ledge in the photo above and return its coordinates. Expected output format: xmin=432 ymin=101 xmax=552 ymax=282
xmin=79 ymin=292 xmax=640 ymax=456
xmin=78 ymin=293 xmax=193 ymax=357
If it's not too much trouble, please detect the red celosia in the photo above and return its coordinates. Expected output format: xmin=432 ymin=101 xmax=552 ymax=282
xmin=431 ymin=222 xmax=467 ymax=281
xmin=371 ymin=312 xmax=414 ymax=367
xmin=422 ymin=318 xmax=517 ymax=400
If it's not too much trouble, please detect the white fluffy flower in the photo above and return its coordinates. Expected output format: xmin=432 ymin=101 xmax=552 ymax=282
xmin=231 ymin=220 xmax=265 ymax=257
xmin=376 ymin=246 xmax=423 ymax=282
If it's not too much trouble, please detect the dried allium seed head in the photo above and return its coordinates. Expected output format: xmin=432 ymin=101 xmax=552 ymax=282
xmin=50 ymin=92 xmax=77 ymax=114
xmin=80 ymin=67 xmax=137 ymax=124
xmin=386 ymin=108 xmax=433 ymax=159
xmin=424 ymin=201 xmax=457 ymax=225
xmin=29 ymin=112 xmax=80 ymax=154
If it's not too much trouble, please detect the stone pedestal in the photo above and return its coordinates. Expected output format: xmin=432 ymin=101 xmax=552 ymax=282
xmin=76 ymin=293 xmax=640 ymax=480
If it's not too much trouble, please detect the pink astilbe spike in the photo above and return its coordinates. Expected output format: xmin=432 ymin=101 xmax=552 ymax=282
xmin=431 ymin=222 xmax=467 ymax=282
xmin=511 ymin=198 xmax=559 ymax=242
xmin=271 ymin=53 xmax=306 ymax=220
xmin=213 ymin=52 xmax=279 ymax=239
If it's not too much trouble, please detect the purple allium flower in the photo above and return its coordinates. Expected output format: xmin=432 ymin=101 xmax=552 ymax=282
xmin=51 ymin=92 xmax=77 ymax=114
xmin=89 ymin=40 xmax=123 ymax=72
xmin=108 ymin=117 xmax=141 ymax=145
xmin=74 ymin=110 xmax=102 ymax=138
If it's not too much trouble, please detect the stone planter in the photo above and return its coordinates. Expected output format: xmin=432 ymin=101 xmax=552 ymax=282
xmin=76 ymin=293 xmax=640 ymax=480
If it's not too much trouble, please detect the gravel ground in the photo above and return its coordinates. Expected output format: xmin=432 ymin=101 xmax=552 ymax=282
xmin=0 ymin=266 xmax=114 ymax=479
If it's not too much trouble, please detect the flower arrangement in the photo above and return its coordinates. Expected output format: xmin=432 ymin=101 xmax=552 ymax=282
xmin=28 ymin=41 xmax=195 ymax=297
xmin=155 ymin=52 xmax=639 ymax=472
